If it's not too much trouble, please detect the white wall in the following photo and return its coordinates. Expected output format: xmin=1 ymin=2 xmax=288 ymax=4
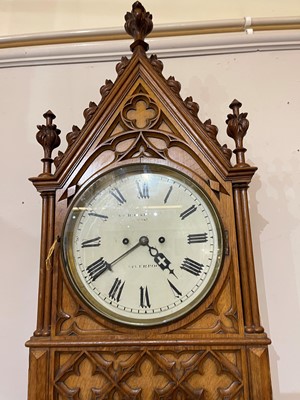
xmin=1 ymin=0 xmax=300 ymax=36
xmin=0 ymin=47 xmax=299 ymax=399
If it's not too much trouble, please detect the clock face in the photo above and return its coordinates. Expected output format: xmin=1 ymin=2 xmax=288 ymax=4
xmin=62 ymin=164 xmax=223 ymax=326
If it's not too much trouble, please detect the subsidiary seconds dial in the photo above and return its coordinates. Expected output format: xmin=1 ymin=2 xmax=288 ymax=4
xmin=62 ymin=164 xmax=223 ymax=326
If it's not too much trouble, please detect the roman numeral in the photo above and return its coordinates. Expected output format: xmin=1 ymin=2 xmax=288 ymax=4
xmin=137 ymin=181 xmax=149 ymax=199
xmin=108 ymin=278 xmax=125 ymax=302
xmin=187 ymin=233 xmax=208 ymax=244
xmin=86 ymin=257 xmax=111 ymax=282
xmin=180 ymin=258 xmax=204 ymax=276
xmin=110 ymin=188 xmax=126 ymax=204
xmin=88 ymin=212 xmax=108 ymax=221
xmin=81 ymin=236 xmax=101 ymax=248
xmin=164 ymin=185 xmax=173 ymax=204
xmin=140 ymin=286 xmax=151 ymax=308
xmin=180 ymin=205 xmax=197 ymax=220
xmin=167 ymin=279 xmax=182 ymax=298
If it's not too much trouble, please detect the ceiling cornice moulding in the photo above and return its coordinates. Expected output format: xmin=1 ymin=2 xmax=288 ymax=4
xmin=1 ymin=16 xmax=300 ymax=49
xmin=0 ymin=28 xmax=299 ymax=68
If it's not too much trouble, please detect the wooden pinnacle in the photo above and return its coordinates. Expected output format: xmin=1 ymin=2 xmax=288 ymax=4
xmin=226 ymin=99 xmax=250 ymax=167
xmin=36 ymin=110 xmax=61 ymax=175
xmin=124 ymin=2 xmax=153 ymax=52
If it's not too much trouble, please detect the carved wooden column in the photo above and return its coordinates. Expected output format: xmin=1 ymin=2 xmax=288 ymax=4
xmin=30 ymin=111 xmax=60 ymax=336
xmin=227 ymin=100 xmax=264 ymax=333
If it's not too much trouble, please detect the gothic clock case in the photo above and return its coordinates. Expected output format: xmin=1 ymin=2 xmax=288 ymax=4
xmin=27 ymin=3 xmax=272 ymax=399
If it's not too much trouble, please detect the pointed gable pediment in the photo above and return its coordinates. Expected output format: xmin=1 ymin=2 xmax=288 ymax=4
xmin=32 ymin=2 xmax=253 ymax=199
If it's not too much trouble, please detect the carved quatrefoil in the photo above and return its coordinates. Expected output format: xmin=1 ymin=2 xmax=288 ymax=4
xmin=122 ymin=94 xmax=160 ymax=130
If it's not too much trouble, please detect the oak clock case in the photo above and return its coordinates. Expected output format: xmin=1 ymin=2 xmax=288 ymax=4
xmin=27 ymin=2 xmax=273 ymax=399
xmin=62 ymin=164 xmax=223 ymax=326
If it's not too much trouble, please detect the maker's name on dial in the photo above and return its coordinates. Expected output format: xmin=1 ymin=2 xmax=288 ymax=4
xmin=128 ymin=263 xmax=158 ymax=269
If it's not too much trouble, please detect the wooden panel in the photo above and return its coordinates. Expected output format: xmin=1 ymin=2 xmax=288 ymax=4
xmin=28 ymin=349 xmax=49 ymax=400
xmin=248 ymin=347 xmax=273 ymax=400
xmin=53 ymin=347 xmax=245 ymax=399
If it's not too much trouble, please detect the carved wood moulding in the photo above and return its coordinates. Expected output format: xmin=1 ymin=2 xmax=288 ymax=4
xmin=54 ymin=348 xmax=245 ymax=399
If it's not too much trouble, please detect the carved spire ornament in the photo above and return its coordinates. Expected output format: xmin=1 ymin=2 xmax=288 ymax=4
xmin=125 ymin=1 xmax=153 ymax=52
xmin=36 ymin=110 xmax=61 ymax=175
xmin=226 ymin=99 xmax=250 ymax=167
xmin=27 ymin=3 xmax=273 ymax=399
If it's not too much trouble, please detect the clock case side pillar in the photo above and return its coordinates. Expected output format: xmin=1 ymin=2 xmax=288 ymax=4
xmin=30 ymin=111 xmax=61 ymax=337
xmin=237 ymin=185 xmax=273 ymax=400
xmin=33 ymin=190 xmax=56 ymax=337
xmin=226 ymin=100 xmax=264 ymax=335
xmin=225 ymin=100 xmax=272 ymax=397
xmin=233 ymin=181 xmax=264 ymax=334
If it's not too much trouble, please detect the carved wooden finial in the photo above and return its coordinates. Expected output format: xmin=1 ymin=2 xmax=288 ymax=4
xmin=226 ymin=99 xmax=249 ymax=167
xmin=36 ymin=110 xmax=61 ymax=175
xmin=124 ymin=2 xmax=153 ymax=52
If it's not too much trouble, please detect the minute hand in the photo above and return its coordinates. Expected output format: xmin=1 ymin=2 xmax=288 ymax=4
xmin=110 ymin=241 xmax=141 ymax=268
xmin=87 ymin=237 xmax=148 ymax=283
xmin=109 ymin=235 xmax=150 ymax=267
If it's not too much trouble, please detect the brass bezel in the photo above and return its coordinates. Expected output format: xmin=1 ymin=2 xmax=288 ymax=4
xmin=61 ymin=163 xmax=224 ymax=326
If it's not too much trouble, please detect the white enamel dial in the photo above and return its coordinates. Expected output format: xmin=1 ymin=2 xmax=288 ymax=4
xmin=62 ymin=164 xmax=223 ymax=326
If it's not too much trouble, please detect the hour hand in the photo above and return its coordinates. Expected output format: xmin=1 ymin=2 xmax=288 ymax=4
xmin=147 ymin=244 xmax=177 ymax=278
xmin=86 ymin=257 xmax=111 ymax=283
